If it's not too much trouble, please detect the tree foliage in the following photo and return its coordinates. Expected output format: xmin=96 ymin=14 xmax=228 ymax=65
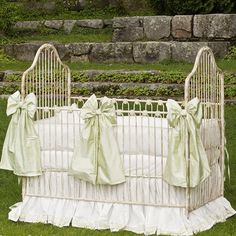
xmin=151 ymin=0 xmax=235 ymax=15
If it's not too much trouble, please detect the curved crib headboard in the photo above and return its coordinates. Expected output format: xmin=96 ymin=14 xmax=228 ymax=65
xmin=184 ymin=46 xmax=224 ymax=106
xmin=184 ymin=46 xmax=225 ymax=197
xmin=21 ymin=43 xmax=71 ymax=107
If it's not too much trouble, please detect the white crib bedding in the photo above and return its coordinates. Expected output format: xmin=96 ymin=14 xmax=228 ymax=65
xmin=10 ymin=108 xmax=234 ymax=236
xmin=30 ymin=108 xmax=223 ymax=208
xmin=9 ymin=157 xmax=234 ymax=236
xmin=42 ymin=150 xmax=165 ymax=176
xmin=25 ymin=149 xmax=222 ymax=209
xmin=34 ymin=108 xmax=221 ymax=165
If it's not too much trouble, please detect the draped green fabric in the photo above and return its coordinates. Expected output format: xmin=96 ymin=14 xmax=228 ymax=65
xmin=0 ymin=91 xmax=42 ymax=176
xmin=163 ymin=98 xmax=210 ymax=188
xmin=69 ymin=94 xmax=126 ymax=185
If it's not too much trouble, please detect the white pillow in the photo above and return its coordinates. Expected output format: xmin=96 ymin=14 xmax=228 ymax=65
xmin=116 ymin=116 xmax=169 ymax=156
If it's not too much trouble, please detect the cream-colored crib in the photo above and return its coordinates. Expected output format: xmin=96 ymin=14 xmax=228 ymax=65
xmin=8 ymin=44 xmax=235 ymax=235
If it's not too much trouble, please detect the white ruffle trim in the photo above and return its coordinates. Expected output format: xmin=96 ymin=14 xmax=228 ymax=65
xmin=9 ymin=196 xmax=235 ymax=235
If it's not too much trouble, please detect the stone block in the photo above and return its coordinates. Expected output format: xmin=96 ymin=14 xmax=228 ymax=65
xmin=77 ymin=19 xmax=104 ymax=29
xmin=193 ymin=14 xmax=236 ymax=38
xmin=171 ymin=42 xmax=208 ymax=62
xmin=171 ymin=41 xmax=229 ymax=62
xmin=5 ymin=42 xmax=42 ymax=61
xmin=13 ymin=21 xmax=42 ymax=30
xmin=4 ymin=42 xmax=70 ymax=61
xmin=67 ymin=43 xmax=92 ymax=55
xmin=63 ymin=20 xmax=77 ymax=33
xmin=89 ymin=43 xmax=133 ymax=63
xmin=133 ymin=42 xmax=171 ymax=63
xmin=144 ymin=16 xmax=172 ymax=40
xmin=207 ymin=41 xmax=230 ymax=58
xmin=172 ymin=15 xmax=193 ymax=39
xmin=44 ymin=20 xmax=63 ymax=30
xmin=112 ymin=27 xmax=144 ymax=42
xmin=113 ymin=17 xmax=143 ymax=28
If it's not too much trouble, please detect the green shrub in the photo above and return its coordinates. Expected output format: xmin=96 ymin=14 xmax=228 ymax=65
xmin=224 ymin=47 xmax=236 ymax=60
xmin=0 ymin=0 xmax=23 ymax=35
xmin=151 ymin=0 xmax=235 ymax=15
xmin=71 ymin=71 xmax=186 ymax=84
xmin=225 ymin=86 xmax=236 ymax=98
xmin=4 ymin=74 xmax=21 ymax=82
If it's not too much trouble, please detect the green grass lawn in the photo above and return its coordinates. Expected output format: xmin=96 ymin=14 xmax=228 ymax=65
xmin=0 ymin=98 xmax=235 ymax=235
xmin=1 ymin=58 xmax=236 ymax=74
xmin=1 ymin=28 xmax=113 ymax=46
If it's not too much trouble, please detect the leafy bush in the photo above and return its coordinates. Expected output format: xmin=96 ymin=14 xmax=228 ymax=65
xmin=71 ymin=71 xmax=186 ymax=84
xmin=0 ymin=50 xmax=16 ymax=63
xmin=2 ymin=70 xmax=236 ymax=98
xmin=224 ymin=46 xmax=236 ymax=60
xmin=151 ymin=0 xmax=235 ymax=15
xmin=0 ymin=0 xmax=23 ymax=35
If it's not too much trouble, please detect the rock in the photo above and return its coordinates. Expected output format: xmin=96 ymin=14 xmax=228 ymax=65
xmin=144 ymin=16 xmax=172 ymax=40
xmin=89 ymin=43 xmax=133 ymax=63
xmin=67 ymin=43 xmax=92 ymax=55
xmin=63 ymin=20 xmax=76 ymax=33
xmin=193 ymin=14 xmax=236 ymax=39
xmin=133 ymin=42 xmax=171 ymax=63
xmin=172 ymin=15 xmax=193 ymax=39
xmin=4 ymin=42 xmax=43 ymax=61
xmin=113 ymin=17 xmax=143 ymax=28
xmin=112 ymin=27 xmax=144 ymax=42
xmin=13 ymin=21 xmax=42 ymax=30
xmin=77 ymin=19 xmax=104 ymax=29
xmin=4 ymin=42 xmax=70 ymax=61
xmin=171 ymin=41 xmax=229 ymax=62
xmin=3 ymin=44 xmax=15 ymax=58
xmin=54 ymin=44 xmax=71 ymax=60
xmin=171 ymin=42 xmax=208 ymax=62
xmin=44 ymin=20 xmax=63 ymax=30
xmin=170 ymin=41 xmax=230 ymax=62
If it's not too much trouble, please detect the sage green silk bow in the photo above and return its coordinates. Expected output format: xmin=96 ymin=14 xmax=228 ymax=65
xmin=69 ymin=94 xmax=125 ymax=185
xmin=163 ymin=97 xmax=210 ymax=188
xmin=0 ymin=91 xmax=42 ymax=176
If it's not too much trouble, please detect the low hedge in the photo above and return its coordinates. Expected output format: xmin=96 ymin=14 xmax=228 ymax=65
xmin=2 ymin=70 xmax=236 ymax=98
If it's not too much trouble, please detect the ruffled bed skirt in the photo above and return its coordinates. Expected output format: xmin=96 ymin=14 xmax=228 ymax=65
xmin=9 ymin=196 xmax=235 ymax=235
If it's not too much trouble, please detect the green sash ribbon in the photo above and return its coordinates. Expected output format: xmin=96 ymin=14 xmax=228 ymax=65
xmin=0 ymin=91 xmax=42 ymax=176
xmin=69 ymin=94 xmax=125 ymax=185
xmin=163 ymin=97 xmax=210 ymax=188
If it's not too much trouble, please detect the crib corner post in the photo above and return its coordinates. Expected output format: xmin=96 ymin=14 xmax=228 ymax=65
xmin=185 ymin=130 xmax=191 ymax=218
xmin=220 ymin=73 xmax=225 ymax=197
xmin=21 ymin=177 xmax=26 ymax=201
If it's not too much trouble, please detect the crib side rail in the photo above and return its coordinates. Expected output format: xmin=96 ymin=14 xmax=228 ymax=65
xmin=184 ymin=46 xmax=225 ymax=213
xmin=24 ymin=99 xmax=190 ymax=210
